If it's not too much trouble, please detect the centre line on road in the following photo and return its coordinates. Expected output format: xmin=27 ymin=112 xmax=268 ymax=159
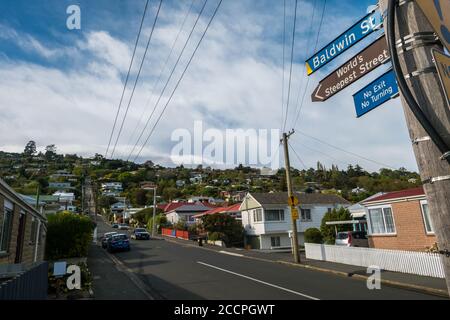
xmin=197 ymin=261 xmax=320 ymax=300
xmin=219 ymin=250 xmax=244 ymax=257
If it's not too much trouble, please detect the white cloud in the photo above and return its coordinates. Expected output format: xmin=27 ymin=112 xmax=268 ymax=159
xmin=78 ymin=31 xmax=132 ymax=72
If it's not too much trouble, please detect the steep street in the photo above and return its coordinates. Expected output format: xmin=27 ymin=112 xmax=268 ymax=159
xmin=90 ymin=219 xmax=443 ymax=300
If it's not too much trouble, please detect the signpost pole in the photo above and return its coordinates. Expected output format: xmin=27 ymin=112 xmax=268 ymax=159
xmin=379 ymin=0 xmax=450 ymax=295
xmin=282 ymin=131 xmax=300 ymax=264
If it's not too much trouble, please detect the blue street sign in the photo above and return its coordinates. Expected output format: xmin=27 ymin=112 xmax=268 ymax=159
xmin=305 ymin=9 xmax=382 ymax=76
xmin=353 ymin=69 xmax=399 ymax=118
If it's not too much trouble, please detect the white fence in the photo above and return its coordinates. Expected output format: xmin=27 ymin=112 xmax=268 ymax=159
xmin=304 ymin=243 xmax=445 ymax=278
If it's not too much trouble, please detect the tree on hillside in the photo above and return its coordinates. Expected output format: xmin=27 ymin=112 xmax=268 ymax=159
xmin=24 ymin=141 xmax=37 ymax=157
xmin=45 ymin=144 xmax=57 ymax=161
xmin=134 ymin=189 xmax=148 ymax=206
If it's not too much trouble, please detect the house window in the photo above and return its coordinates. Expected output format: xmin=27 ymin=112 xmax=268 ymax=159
xmin=368 ymin=206 xmax=396 ymax=235
xmin=30 ymin=217 xmax=38 ymax=244
xmin=0 ymin=200 xmax=14 ymax=253
xmin=300 ymin=209 xmax=311 ymax=221
xmin=253 ymin=209 xmax=263 ymax=222
xmin=420 ymin=201 xmax=434 ymax=234
xmin=265 ymin=209 xmax=284 ymax=221
xmin=270 ymin=236 xmax=281 ymax=248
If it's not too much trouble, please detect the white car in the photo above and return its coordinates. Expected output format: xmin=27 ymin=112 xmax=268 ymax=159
xmin=118 ymin=223 xmax=130 ymax=230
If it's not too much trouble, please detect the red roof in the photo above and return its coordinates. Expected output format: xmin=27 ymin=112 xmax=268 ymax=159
xmin=162 ymin=202 xmax=186 ymax=213
xmin=364 ymin=187 xmax=425 ymax=203
xmin=193 ymin=206 xmax=225 ymax=218
xmin=223 ymin=203 xmax=241 ymax=212
xmin=193 ymin=203 xmax=242 ymax=219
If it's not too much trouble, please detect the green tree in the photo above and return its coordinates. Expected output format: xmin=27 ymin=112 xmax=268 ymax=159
xmin=24 ymin=140 xmax=37 ymax=157
xmin=98 ymin=195 xmax=117 ymax=210
xmin=147 ymin=213 xmax=169 ymax=233
xmin=45 ymin=144 xmax=57 ymax=161
xmin=201 ymin=214 xmax=244 ymax=247
xmin=320 ymin=207 xmax=352 ymax=244
xmin=134 ymin=189 xmax=148 ymax=206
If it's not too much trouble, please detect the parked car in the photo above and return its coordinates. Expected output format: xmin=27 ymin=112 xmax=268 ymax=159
xmin=101 ymin=232 xmax=118 ymax=248
xmin=118 ymin=223 xmax=130 ymax=230
xmin=107 ymin=234 xmax=131 ymax=253
xmin=112 ymin=223 xmax=119 ymax=229
xmin=335 ymin=231 xmax=369 ymax=247
xmin=131 ymin=228 xmax=150 ymax=240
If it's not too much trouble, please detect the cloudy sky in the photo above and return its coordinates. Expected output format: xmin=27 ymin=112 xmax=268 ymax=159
xmin=0 ymin=0 xmax=418 ymax=172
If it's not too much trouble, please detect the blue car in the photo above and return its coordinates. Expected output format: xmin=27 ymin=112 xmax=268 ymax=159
xmin=107 ymin=234 xmax=130 ymax=253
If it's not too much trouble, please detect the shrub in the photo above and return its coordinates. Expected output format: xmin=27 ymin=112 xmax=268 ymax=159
xmin=208 ymin=232 xmax=226 ymax=242
xmin=188 ymin=224 xmax=199 ymax=236
xmin=304 ymin=228 xmax=323 ymax=244
xmin=174 ymin=219 xmax=188 ymax=231
xmin=147 ymin=214 xmax=169 ymax=234
xmin=201 ymin=214 xmax=244 ymax=247
xmin=45 ymin=212 xmax=94 ymax=260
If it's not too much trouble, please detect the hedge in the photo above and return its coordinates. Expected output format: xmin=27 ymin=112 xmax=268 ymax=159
xmin=45 ymin=212 xmax=94 ymax=261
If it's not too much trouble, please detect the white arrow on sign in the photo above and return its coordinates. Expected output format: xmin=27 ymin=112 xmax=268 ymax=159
xmin=312 ymin=83 xmax=324 ymax=102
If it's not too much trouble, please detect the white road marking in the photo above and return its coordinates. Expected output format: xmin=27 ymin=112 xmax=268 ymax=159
xmin=219 ymin=250 xmax=244 ymax=257
xmin=197 ymin=261 xmax=320 ymax=300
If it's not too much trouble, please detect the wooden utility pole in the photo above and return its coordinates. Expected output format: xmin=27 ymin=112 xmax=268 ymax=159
xmin=379 ymin=0 xmax=450 ymax=293
xmin=282 ymin=130 xmax=301 ymax=263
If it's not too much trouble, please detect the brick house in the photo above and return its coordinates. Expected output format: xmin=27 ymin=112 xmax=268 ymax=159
xmin=0 ymin=178 xmax=47 ymax=265
xmin=362 ymin=187 xmax=436 ymax=252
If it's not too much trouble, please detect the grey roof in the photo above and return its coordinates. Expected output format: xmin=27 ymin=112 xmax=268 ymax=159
xmin=250 ymin=192 xmax=350 ymax=206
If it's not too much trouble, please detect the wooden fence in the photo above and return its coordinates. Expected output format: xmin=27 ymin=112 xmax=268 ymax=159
xmin=161 ymin=228 xmax=189 ymax=240
xmin=305 ymin=243 xmax=445 ymax=278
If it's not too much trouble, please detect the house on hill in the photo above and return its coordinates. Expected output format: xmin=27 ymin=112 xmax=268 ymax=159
xmin=240 ymin=192 xmax=350 ymax=250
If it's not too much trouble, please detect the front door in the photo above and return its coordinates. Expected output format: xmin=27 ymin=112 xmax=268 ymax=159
xmin=14 ymin=212 xmax=26 ymax=263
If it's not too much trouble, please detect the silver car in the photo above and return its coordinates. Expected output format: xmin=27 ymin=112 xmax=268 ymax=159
xmin=118 ymin=223 xmax=130 ymax=230
xmin=335 ymin=231 xmax=369 ymax=247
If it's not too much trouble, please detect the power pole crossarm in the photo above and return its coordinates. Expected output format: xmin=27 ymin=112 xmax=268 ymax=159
xmin=282 ymin=130 xmax=301 ymax=264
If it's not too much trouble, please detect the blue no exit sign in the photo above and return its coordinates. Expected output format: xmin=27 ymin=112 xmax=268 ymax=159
xmin=353 ymin=69 xmax=399 ymax=117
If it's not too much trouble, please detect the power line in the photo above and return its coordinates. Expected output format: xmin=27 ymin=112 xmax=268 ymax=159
xmin=110 ymin=0 xmax=163 ymax=159
xmin=291 ymin=0 xmax=327 ymax=130
xmin=288 ymin=141 xmax=307 ymax=169
xmin=105 ymin=0 xmax=150 ymax=159
xmin=290 ymin=0 xmax=317 ymax=130
xmin=126 ymin=0 xmax=211 ymax=161
xmin=296 ymin=141 xmax=351 ymax=167
xmin=282 ymin=0 xmax=298 ymax=133
xmin=125 ymin=0 xmax=197 ymax=148
xmin=297 ymin=130 xmax=398 ymax=169
xmin=280 ymin=0 xmax=286 ymax=131
xmin=132 ymin=0 xmax=223 ymax=162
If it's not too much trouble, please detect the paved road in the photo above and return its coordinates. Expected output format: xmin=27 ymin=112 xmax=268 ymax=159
xmin=92 ymin=219 xmax=443 ymax=300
